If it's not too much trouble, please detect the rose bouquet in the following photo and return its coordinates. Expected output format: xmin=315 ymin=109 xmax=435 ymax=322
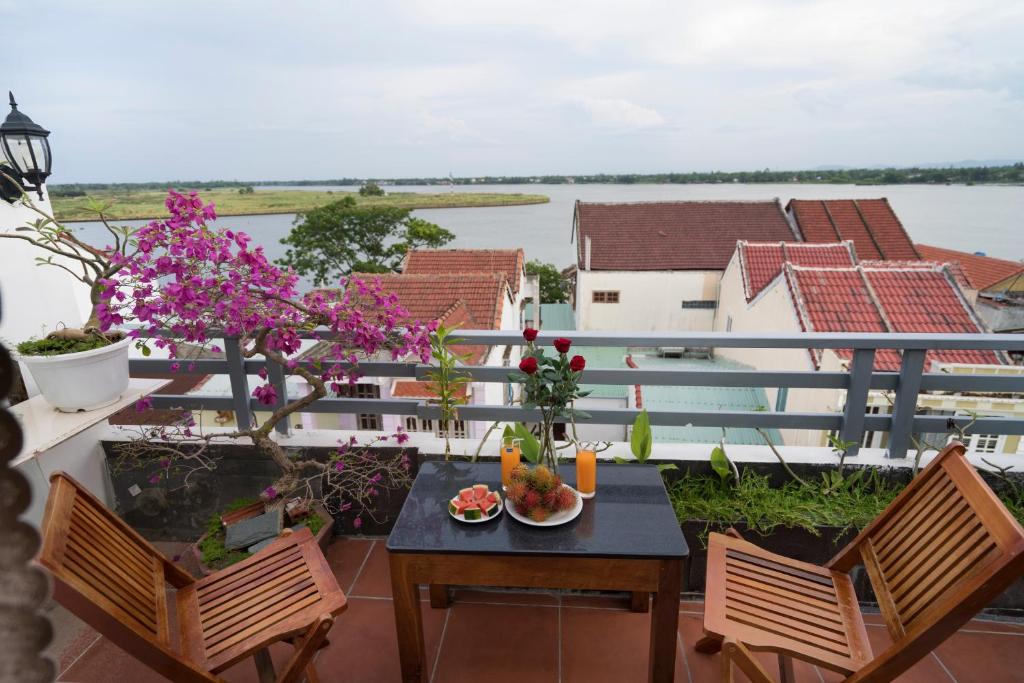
xmin=509 ymin=329 xmax=590 ymax=472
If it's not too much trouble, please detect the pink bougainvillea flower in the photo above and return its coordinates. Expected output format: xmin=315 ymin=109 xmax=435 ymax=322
xmin=253 ymin=383 xmax=277 ymax=406
xmin=134 ymin=397 xmax=153 ymax=413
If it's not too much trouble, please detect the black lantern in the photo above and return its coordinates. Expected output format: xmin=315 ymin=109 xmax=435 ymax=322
xmin=0 ymin=92 xmax=51 ymax=200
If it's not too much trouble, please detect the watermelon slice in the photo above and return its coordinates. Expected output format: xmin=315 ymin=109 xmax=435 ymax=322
xmin=462 ymin=503 xmax=482 ymax=521
xmin=458 ymin=487 xmax=475 ymax=503
xmin=485 ymin=491 xmax=500 ymax=505
xmin=480 ymin=499 xmax=499 ymax=517
xmin=472 ymin=484 xmax=489 ymax=500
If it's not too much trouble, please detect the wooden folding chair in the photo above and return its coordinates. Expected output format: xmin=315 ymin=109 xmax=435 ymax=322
xmin=696 ymin=442 xmax=1024 ymax=682
xmin=37 ymin=471 xmax=347 ymax=683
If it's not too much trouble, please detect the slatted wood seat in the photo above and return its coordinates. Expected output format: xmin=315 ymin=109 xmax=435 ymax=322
xmin=697 ymin=442 xmax=1024 ymax=682
xmin=38 ymin=471 xmax=347 ymax=683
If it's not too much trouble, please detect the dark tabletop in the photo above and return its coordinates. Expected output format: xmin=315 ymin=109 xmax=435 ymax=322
xmin=386 ymin=461 xmax=688 ymax=559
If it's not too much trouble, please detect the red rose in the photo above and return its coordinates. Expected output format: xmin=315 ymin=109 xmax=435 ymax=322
xmin=519 ymin=357 xmax=538 ymax=374
xmin=553 ymin=337 xmax=572 ymax=354
xmin=523 ymin=327 xmax=538 ymax=342
xmin=569 ymin=355 xmax=586 ymax=372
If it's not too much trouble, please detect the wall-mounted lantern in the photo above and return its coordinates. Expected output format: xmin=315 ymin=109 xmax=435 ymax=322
xmin=0 ymin=92 xmax=52 ymax=202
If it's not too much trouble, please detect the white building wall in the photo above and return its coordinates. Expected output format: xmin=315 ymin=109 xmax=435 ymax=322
xmin=714 ymin=257 xmax=842 ymax=447
xmin=0 ymin=189 xmax=94 ymax=397
xmin=575 ymin=269 xmax=720 ymax=331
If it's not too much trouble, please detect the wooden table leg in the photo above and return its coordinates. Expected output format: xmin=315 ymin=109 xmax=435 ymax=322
xmin=429 ymin=583 xmax=451 ymax=608
xmin=389 ymin=553 xmax=427 ymax=682
xmin=648 ymin=558 xmax=682 ymax=682
xmin=631 ymin=591 xmax=650 ymax=612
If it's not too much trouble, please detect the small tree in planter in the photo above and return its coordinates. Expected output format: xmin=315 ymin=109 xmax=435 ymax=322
xmin=99 ymin=190 xmax=433 ymax=531
xmin=1 ymin=176 xmax=139 ymax=410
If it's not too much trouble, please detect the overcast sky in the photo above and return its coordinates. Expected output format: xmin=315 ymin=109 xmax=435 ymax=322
xmin=4 ymin=0 xmax=1023 ymax=182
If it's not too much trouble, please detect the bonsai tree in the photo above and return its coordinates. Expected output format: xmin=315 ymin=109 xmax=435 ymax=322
xmin=99 ymin=190 xmax=435 ymax=521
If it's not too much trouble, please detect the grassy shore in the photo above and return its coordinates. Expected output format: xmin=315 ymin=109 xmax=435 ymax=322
xmin=53 ymin=188 xmax=549 ymax=222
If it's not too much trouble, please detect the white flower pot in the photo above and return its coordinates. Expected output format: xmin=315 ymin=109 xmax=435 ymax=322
xmin=18 ymin=336 xmax=132 ymax=412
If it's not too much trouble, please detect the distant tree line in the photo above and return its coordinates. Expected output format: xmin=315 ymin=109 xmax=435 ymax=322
xmin=47 ymin=163 xmax=1023 ymax=194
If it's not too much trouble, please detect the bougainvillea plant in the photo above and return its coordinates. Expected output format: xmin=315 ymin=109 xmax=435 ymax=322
xmin=99 ymin=190 xmax=434 ymax=524
xmin=509 ymin=328 xmax=590 ymax=472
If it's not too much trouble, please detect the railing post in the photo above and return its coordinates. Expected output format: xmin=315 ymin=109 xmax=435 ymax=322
xmin=839 ymin=349 xmax=875 ymax=456
xmin=266 ymin=360 xmax=290 ymax=435
xmin=223 ymin=338 xmax=254 ymax=430
xmin=887 ymin=349 xmax=926 ymax=459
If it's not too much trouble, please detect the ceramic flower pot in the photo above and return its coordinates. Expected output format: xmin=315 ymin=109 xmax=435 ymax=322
xmin=17 ymin=336 xmax=131 ymax=412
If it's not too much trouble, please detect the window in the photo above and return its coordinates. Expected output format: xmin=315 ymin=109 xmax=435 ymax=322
xmin=405 ymin=417 xmax=435 ymax=432
xmin=340 ymin=383 xmax=382 ymax=430
xmin=967 ymin=433 xmax=1002 ymax=454
xmin=592 ymin=290 xmax=619 ymax=303
xmin=681 ymin=300 xmax=716 ymax=309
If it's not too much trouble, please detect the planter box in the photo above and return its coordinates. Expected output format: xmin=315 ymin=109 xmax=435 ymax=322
xmin=681 ymin=520 xmax=1024 ymax=615
xmin=105 ymin=441 xmax=419 ymax=540
xmin=190 ymin=502 xmax=335 ymax=577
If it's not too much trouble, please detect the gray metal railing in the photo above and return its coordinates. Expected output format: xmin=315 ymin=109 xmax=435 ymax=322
xmin=130 ymin=330 xmax=1024 ymax=458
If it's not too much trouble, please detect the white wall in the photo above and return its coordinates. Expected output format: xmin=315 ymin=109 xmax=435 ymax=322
xmin=0 ymin=189 xmax=93 ymax=395
xmin=576 ymin=269 xmax=720 ymax=331
xmin=714 ymin=258 xmax=841 ymax=447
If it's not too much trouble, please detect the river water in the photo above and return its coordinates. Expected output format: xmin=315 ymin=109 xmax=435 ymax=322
xmin=68 ymin=183 xmax=1023 ymax=274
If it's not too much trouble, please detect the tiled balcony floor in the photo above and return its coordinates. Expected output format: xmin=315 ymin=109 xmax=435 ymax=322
xmin=51 ymin=537 xmax=1024 ymax=682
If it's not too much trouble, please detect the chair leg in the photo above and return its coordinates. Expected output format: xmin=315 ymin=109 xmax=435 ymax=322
xmin=277 ymin=614 xmax=335 ymax=683
xmin=778 ymin=654 xmax=794 ymax=683
xmin=254 ymin=648 xmax=276 ymax=683
xmin=695 ymin=634 xmax=723 ymax=654
xmin=723 ymin=639 xmax=776 ymax=683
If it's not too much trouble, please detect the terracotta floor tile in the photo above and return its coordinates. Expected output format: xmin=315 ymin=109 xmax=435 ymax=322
xmin=677 ymin=611 xmax=823 ymax=683
xmin=936 ymin=629 xmax=1024 ymax=682
xmin=861 ymin=625 xmax=955 ymax=682
xmin=324 ymin=536 xmax=375 ymax=594
xmin=348 ymin=540 xmax=394 ymax=598
xmin=561 ymin=605 xmax=686 ymax=682
xmin=452 ymin=587 xmax=560 ymax=607
xmin=432 ymin=602 xmax=558 ymax=683
xmin=961 ymin=617 xmax=1024 ymax=634
xmin=312 ymin=596 xmax=447 ymax=683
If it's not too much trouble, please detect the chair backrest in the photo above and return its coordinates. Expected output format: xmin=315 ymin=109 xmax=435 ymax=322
xmin=38 ymin=472 xmax=217 ymax=682
xmin=830 ymin=442 xmax=1024 ymax=682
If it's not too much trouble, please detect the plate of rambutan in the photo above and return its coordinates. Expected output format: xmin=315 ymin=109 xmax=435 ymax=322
xmin=504 ymin=464 xmax=583 ymax=527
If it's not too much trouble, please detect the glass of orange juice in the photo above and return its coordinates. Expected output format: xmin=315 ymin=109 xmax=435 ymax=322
xmin=576 ymin=449 xmax=596 ymax=498
xmin=500 ymin=437 xmax=521 ymax=489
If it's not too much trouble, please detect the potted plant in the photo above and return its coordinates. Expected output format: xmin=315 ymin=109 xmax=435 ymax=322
xmin=102 ymin=189 xmax=431 ymax=534
xmin=1 ymin=181 xmax=136 ymax=411
xmin=509 ymin=329 xmax=589 ymax=473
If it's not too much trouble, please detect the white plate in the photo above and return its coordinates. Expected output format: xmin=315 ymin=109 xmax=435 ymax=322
xmin=448 ymin=493 xmax=504 ymax=523
xmin=505 ymin=485 xmax=584 ymax=527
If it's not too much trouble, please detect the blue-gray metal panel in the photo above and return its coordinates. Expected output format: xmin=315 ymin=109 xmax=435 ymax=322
xmin=265 ymin=360 xmax=289 ymax=435
xmin=840 ymin=349 xmax=876 ymax=456
xmin=223 ymin=339 xmax=253 ymax=430
xmin=887 ymin=349 xmax=927 ymax=458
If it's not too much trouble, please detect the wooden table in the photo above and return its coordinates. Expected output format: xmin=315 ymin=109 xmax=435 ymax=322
xmin=387 ymin=461 xmax=688 ymax=682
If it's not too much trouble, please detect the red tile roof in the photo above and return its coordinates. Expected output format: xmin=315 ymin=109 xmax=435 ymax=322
xmin=783 ymin=264 xmax=999 ymax=370
xmin=916 ymin=244 xmax=1024 ymax=292
xmin=352 ymin=272 xmax=510 ymax=331
xmin=860 ymin=259 xmax=972 ymax=292
xmin=574 ymin=200 xmax=795 ymax=271
xmin=787 ymin=199 xmax=920 ymax=260
xmin=391 ymin=380 xmax=469 ymax=399
xmin=737 ymin=241 xmax=855 ymax=300
xmin=402 ymin=249 xmax=525 ymax=296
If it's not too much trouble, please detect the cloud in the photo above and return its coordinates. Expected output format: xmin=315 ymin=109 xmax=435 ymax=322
xmin=576 ymin=97 xmax=665 ymax=129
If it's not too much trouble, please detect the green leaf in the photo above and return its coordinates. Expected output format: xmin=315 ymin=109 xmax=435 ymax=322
xmin=656 ymin=463 xmax=678 ymax=473
xmin=613 ymin=456 xmax=630 ymax=464
xmin=569 ymin=408 xmax=591 ymax=420
xmin=710 ymin=446 xmax=732 ymax=483
xmin=630 ymin=409 xmax=652 ymax=463
xmin=139 ymin=344 xmax=151 ymax=357
xmin=502 ymin=424 xmax=514 ymax=441
xmin=514 ymin=423 xmax=541 ymax=464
